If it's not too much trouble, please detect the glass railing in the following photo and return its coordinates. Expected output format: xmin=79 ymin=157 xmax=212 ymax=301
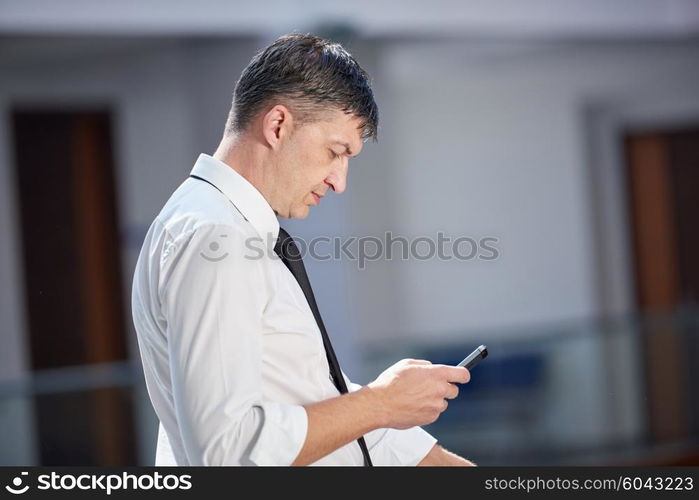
xmin=1 ymin=308 xmax=697 ymax=465
xmin=0 ymin=360 xmax=143 ymax=465
xmin=361 ymin=307 xmax=699 ymax=465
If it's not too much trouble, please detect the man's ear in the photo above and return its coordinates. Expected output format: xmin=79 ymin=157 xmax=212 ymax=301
xmin=261 ymin=104 xmax=293 ymax=151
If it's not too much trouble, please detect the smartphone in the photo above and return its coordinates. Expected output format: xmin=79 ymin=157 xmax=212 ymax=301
xmin=457 ymin=344 xmax=488 ymax=370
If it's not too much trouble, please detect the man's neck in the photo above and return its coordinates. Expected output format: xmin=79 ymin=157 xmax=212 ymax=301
xmin=213 ymin=136 xmax=276 ymax=213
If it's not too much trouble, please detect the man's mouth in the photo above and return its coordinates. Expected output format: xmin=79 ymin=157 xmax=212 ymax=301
xmin=311 ymin=192 xmax=322 ymax=205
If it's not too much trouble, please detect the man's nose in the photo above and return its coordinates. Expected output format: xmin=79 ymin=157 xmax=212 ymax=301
xmin=325 ymin=160 xmax=348 ymax=194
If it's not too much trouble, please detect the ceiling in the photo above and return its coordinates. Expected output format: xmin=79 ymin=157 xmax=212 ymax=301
xmin=1 ymin=0 xmax=699 ymax=40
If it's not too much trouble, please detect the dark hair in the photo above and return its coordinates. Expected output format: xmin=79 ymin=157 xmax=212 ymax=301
xmin=224 ymin=33 xmax=378 ymax=141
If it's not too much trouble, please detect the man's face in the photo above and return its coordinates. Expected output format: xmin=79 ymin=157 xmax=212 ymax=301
xmin=272 ymin=109 xmax=364 ymax=219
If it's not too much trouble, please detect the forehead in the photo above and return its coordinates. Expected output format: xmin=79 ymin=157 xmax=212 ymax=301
xmin=313 ymin=109 xmax=364 ymax=154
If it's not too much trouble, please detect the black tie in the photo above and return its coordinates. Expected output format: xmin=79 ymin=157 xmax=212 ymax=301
xmin=274 ymin=227 xmax=373 ymax=467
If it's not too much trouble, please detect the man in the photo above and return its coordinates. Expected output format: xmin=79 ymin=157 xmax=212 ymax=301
xmin=132 ymin=33 xmax=475 ymax=466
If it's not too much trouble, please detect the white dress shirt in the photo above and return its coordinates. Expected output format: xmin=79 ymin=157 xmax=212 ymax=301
xmin=131 ymin=153 xmax=437 ymax=465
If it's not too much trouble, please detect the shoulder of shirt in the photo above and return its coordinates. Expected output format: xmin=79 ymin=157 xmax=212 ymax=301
xmin=154 ymin=177 xmax=261 ymax=250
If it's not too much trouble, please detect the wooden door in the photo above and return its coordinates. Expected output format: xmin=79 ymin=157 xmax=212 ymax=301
xmin=624 ymin=127 xmax=699 ymax=452
xmin=11 ymin=109 xmax=136 ymax=465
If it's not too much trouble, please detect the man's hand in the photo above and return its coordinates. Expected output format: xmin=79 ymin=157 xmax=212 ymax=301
xmin=292 ymin=359 xmax=470 ymax=465
xmin=418 ymin=444 xmax=477 ymax=466
xmin=366 ymin=359 xmax=470 ymax=429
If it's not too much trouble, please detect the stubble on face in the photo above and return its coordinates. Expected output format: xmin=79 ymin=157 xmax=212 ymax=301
xmin=273 ymin=109 xmax=364 ymax=219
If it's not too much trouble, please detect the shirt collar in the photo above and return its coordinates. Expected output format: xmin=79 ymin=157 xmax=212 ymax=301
xmin=190 ymin=153 xmax=280 ymax=248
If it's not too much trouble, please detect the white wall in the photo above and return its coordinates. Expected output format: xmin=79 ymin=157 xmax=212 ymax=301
xmin=360 ymin=40 xmax=699 ymax=343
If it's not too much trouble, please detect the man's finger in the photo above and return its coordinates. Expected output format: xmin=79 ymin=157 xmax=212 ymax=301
xmin=445 ymin=383 xmax=459 ymax=400
xmin=407 ymin=359 xmax=432 ymax=366
xmin=437 ymin=365 xmax=470 ymax=384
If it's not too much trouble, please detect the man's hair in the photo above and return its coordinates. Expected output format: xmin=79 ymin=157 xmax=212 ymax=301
xmin=224 ymin=33 xmax=378 ymax=141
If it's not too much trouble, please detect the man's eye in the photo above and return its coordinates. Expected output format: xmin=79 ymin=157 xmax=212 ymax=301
xmin=329 ymin=150 xmax=342 ymax=160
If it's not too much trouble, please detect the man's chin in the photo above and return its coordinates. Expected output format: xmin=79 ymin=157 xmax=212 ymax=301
xmin=294 ymin=207 xmax=311 ymax=219
xmin=282 ymin=206 xmax=310 ymax=220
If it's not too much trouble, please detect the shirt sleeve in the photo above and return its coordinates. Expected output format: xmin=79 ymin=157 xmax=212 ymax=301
xmin=343 ymin=374 xmax=438 ymax=466
xmin=159 ymin=222 xmax=308 ymax=465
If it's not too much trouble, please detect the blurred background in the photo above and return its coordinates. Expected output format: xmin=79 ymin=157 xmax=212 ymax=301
xmin=1 ymin=0 xmax=698 ymax=466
